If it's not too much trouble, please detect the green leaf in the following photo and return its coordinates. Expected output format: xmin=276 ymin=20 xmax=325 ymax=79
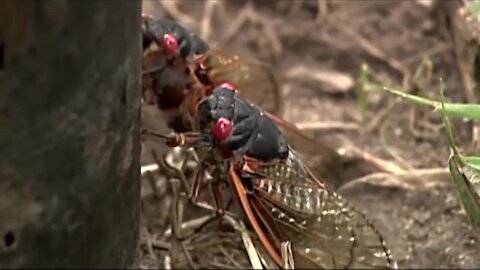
xmin=440 ymin=79 xmax=480 ymax=235
xmin=357 ymin=63 xmax=370 ymax=117
xmin=465 ymin=156 xmax=480 ymax=171
xmin=383 ymin=86 xmax=480 ymax=120
xmin=439 ymin=79 xmax=460 ymax=155
xmin=465 ymin=0 xmax=480 ymax=17
xmin=448 ymin=155 xmax=480 ymax=235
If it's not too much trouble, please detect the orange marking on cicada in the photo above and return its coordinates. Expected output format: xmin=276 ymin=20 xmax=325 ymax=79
xmin=228 ymin=165 xmax=283 ymax=266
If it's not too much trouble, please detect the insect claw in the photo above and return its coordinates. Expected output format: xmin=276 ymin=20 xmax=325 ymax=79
xmin=189 ymin=196 xmax=200 ymax=205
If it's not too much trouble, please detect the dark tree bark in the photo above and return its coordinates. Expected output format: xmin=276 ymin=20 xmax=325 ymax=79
xmin=0 ymin=2 xmax=141 ymax=268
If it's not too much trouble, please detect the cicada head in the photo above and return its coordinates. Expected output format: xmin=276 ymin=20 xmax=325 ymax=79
xmin=142 ymin=17 xmax=209 ymax=60
xmin=142 ymin=18 xmax=179 ymax=55
xmin=197 ymin=82 xmax=237 ymax=143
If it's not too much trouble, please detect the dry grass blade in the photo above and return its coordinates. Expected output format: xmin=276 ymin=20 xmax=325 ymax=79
xmin=337 ymin=135 xmax=407 ymax=174
xmin=168 ymin=179 xmax=182 ymax=267
xmin=163 ymin=214 xmax=215 ymax=238
xmin=141 ymin=163 xmax=160 ymax=174
xmin=164 ymin=255 xmax=172 ymax=270
xmin=281 ymin=241 xmax=295 ymax=270
xmin=218 ymin=245 xmax=244 ymax=269
xmin=239 ymin=221 xmax=264 ymax=270
xmin=296 ymin=121 xmax=360 ymax=131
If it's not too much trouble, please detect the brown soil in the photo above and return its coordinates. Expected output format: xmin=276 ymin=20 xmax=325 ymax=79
xmin=140 ymin=1 xmax=480 ymax=269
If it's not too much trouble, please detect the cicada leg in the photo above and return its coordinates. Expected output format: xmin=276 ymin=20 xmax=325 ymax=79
xmin=189 ymin=162 xmax=227 ymax=218
xmin=211 ymin=180 xmax=226 ymax=216
xmin=189 ymin=162 xmax=208 ymax=204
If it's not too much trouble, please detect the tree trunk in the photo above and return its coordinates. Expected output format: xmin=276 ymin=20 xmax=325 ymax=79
xmin=0 ymin=2 xmax=141 ymax=268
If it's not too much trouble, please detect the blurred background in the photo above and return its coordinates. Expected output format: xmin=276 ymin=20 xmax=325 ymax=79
xmin=140 ymin=1 xmax=480 ymax=268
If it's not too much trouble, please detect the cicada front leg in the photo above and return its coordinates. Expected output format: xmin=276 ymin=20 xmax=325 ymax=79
xmin=188 ymin=160 xmax=229 ymax=218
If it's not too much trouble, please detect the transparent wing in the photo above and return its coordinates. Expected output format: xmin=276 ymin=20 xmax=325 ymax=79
xmin=203 ymin=49 xmax=282 ymax=115
xmin=246 ymin=152 xmax=395 ymax=269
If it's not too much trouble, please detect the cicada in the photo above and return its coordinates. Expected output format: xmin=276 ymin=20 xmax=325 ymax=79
xmin=142 ymin=16 xmax=344 ymax=189
xmin=141 ymin=14 xmax=281 ymax=133
xmin=145 ymin=82 xmax=396 ymax=269
xmin=142 ymin=14 xmax=210 ymax=132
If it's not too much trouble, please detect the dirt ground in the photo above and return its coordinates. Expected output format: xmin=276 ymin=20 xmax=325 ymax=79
xmin=139 ymin=1 xmax=480 ymax=269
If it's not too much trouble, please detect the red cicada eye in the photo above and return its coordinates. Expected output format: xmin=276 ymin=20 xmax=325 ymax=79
xmin=219 ymin=82 xmax=237 ymax=92
xmin=213 ymin=117 xmax=233 ymax=141
xmin=162 ymin=34 xmax=179 ymax=55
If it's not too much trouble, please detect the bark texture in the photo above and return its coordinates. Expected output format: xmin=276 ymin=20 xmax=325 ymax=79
xmin=0 ymin=2 xmax=141 ymax=268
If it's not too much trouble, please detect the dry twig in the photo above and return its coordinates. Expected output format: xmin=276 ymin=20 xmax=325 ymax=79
xmin=142 ymin=226 xmax=158 ymax=260
xmin=364 ymin=98 xmax=398 ymax=133
xmin=152 ymin=150 xmax=192 ymax=197
xmin=164 ymin=214 xmax=216 ymax=238
xmin=337 ymin=135 xmax=406 ymax=175
xmin=296 ymin=121 xmax=360 ymax=131
xmin=223 ymin=1 xmax=282 ymax=55
xmin=164 ymin=255 xmax=172 ymax=270
xmin=200 ymin=0 xmax=225 ymax=44
xmin=317 ymin=0 xmax=329 ymax=23
xmin=151 ymin=239 xmax=170 ymax=250
xmin=160 ymin=0 xmax=195 ymax=28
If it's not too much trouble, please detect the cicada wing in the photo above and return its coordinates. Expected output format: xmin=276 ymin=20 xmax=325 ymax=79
xmin=264 ymin=111 xmax=345 ymax=189
xmin=247 ymin=154 xmax=395 ymax=269
xmin=228 ymin=165 xmax=283 ymax=266
xmin=203 ymin=49 xmax=282 ymax=115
